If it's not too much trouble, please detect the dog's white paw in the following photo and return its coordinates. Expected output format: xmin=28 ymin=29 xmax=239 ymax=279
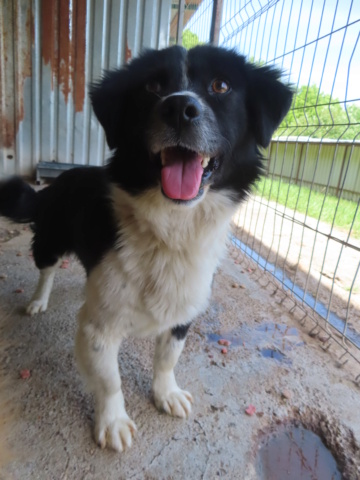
xmin=154 ymin=389 xmax=193 ymax=418
xmin=95 ymin=415 xmax=137 ymax=452
xmin=26 ymin=299 xmax=48 ymax=315
xmin=95 ymin=392 xmax=137 ymax=452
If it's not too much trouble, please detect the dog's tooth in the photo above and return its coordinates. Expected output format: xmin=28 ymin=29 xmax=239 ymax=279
xmin=161 ymin=150 xmax=166 ymax=166
xmin=202 ymin=156 xmax=210 ymax=169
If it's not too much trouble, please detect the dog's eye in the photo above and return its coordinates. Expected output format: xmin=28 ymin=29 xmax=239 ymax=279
xmin=146 ymin=81 xmax=162 ymax=94
xmin=211 ymin=79 xmax=230 ymax=94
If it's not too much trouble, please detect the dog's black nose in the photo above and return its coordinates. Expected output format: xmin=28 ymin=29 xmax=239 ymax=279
xmin=161 ymin=95 xmax=202 ymax=129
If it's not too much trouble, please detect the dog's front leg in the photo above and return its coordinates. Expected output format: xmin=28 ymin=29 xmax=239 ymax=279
xmin=152 ymin=324 xmax=193 ymax=418
xmin=75 ymin=307 xmax=136 ymax=452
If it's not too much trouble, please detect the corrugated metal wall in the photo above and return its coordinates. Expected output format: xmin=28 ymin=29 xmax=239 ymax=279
xmin=0 ymin=0 xmax=172 ymax=177
xmin=269 ymin=139 xmax=360 ymax=202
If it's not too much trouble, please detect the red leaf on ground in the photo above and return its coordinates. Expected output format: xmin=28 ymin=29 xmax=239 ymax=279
xmin=245 ymin=404 xmax=256 ymax=416
xmin=15 ymin=288 xmax=24 ymax=293
xmin=20 ymin=369 xmax=31 ymax=379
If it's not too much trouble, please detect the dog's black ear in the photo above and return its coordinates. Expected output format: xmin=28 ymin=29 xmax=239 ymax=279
xmin=90 ymin=69 xmax=129 ymax=150
xmin=246 ymin=64 xmax=293 ymax=147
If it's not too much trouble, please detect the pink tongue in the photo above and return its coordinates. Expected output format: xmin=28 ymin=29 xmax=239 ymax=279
xmin=161 ymin=151 xmax=203 ymax=200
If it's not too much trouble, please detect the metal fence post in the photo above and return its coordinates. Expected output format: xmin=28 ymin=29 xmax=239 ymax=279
xmin=176 ymin=0 xmax=186 ymax=45
xmin=210 ymin=0 xmax=223 ymax=45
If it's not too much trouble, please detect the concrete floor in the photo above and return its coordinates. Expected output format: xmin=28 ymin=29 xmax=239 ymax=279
xmin=1 ymin=219 xmax=360 ymax=480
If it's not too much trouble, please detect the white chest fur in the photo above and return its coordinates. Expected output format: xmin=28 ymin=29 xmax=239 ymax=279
xmin=84 ymin=187 xmax=237 ymax=338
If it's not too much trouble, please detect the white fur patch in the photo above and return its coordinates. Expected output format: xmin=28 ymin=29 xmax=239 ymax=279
xmin=76 ymin=185 xmax=237 ymax=451
xmin=94 ymin=390 xmax=137 ymax=452
xmin=152 ymin=330 xmax=193 ymax=417
xmin=26 ymin=261 xmax=61 ymax=315
xmin=84 ymin=186 xmax=237 ymax=338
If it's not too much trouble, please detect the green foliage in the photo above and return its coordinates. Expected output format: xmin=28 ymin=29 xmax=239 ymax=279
xmin=278 ymin=85 xmax=360 ymax=140
xmin=255 ymin=177 xmax=360 ymax=238
xmin=248 ymin=56 xmax=266 ymax=67
xmin=182 ymin=29 xmax=203 ymax=49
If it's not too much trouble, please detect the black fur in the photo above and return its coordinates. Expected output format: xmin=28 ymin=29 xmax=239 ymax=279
xmin=0 ymin=45 xmax=292 ymax=275
xmin=0 ymin=168 xmax=117 ymax=273
xmin=90 ymin=45 xmax=293 ymax=201
xmin=31 ymin=167 xmax=118 ymax=272
xmin=171 ymin=324 xmax=191 ymax=341
xmin=0 ymin=177 xmax=37 ymax=223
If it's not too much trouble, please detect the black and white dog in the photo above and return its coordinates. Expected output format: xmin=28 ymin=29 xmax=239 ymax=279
xmin=0 ymin=45 xmax=292 ymax=452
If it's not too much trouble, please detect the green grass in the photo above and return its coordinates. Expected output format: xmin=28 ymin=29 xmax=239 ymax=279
xmin=254 ymin=177 xmax=360 ymax=239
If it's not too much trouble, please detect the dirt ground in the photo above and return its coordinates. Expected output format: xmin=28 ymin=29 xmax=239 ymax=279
xmin=1 ymin=217 xmax=360 ymax=480
xmin=233 ymin=197 xmax=360 ymax=335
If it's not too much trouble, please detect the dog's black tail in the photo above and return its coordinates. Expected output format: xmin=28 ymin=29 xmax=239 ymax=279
xmin=0 ymin=177 xmax=38 ymax=223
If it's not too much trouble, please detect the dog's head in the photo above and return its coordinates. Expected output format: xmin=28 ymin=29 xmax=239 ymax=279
xmin=90 ymin=45 xmax=293 ymax=204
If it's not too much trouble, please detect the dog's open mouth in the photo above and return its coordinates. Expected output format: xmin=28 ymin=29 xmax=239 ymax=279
xmin=160 ymin=146 xmax=212 ymax=201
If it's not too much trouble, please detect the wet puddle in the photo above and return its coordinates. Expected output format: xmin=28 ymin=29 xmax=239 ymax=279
xmin=207 ymin=322 xmax=303 ymax=363
xmin=256 ymin=323 xmax=304 ymax=364
xmin=257 ymin=426 xmax=342 ymax=480
xmin=256 ymin=323 xmax=304 ymax=351
xmin=260 ymin=347 xmax=289 ymax=363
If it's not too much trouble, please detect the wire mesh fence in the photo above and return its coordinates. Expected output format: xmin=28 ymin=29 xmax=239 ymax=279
xmin=170 ymin=0 xmax=214 ymax=47
xmin=174 ymin=0 xmax=360 ymax=380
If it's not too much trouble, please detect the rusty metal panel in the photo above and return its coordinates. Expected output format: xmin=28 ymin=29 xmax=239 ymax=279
xmin=0 ymin=0 xmax=172 ymax=177
xmin=0 ymin=0 xmax=33 ymax=176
